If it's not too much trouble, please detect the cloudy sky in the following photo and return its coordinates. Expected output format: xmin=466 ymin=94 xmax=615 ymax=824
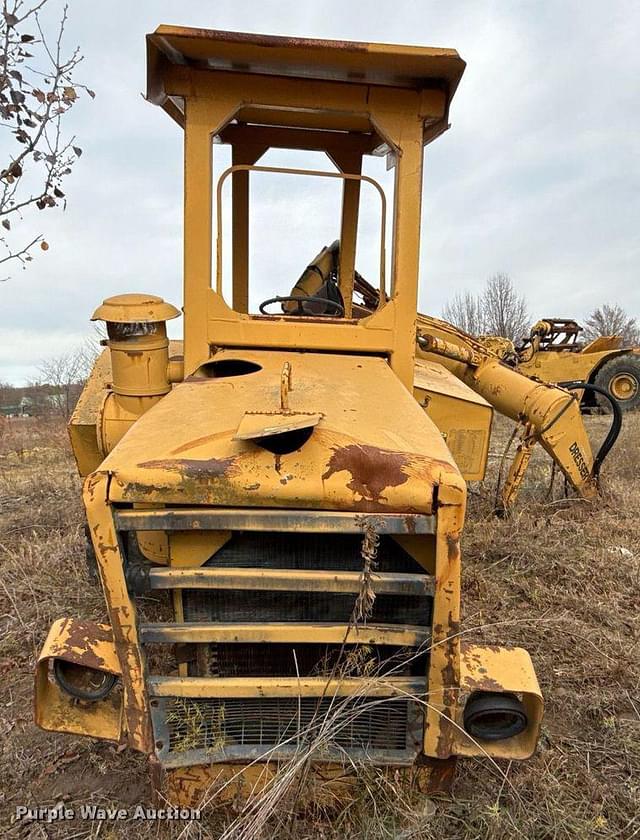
xmin=1 ymin=0 xmax=638 ymax=384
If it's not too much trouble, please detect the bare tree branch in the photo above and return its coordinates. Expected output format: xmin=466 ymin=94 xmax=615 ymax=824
xmin=481 ymin=272 xmax=530 ymax=342
xmin=583 ymin=303 xmax=640 ymax=346
xmin=442 ymin=290 xmax=485 ymax=336
xmin=37 ymin=342 xmax=93 ymax=418
xmin=0 ymin=0 xmax=93 ymax=277
xmin=442 ymin=273 xmax=530 ymax=341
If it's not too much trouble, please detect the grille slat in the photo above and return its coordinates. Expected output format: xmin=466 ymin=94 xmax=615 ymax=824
xmin=141 ymin=621 xmax=429 ymax=646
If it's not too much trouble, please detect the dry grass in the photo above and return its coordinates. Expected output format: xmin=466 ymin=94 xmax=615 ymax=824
xmin=1 ymin=412 xmax=639 ymax=838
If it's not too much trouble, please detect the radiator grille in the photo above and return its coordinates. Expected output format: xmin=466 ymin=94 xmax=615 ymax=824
xmin=152 ymin=696 xmax=418 ymax=766
xmin=198 ymin=532 xmax=423 ymax=572
xmin=182 ymin=532 xmax=432 ymax=627
xmin=180 ymin=531 xmax=432 ymax=683
xmin=186 ymin=642 xmax=427 ymax=678
xmin=146 ymin=528 xmax=432 ymax=767
xmin=184 ymin=589 xmax=431 ymax=625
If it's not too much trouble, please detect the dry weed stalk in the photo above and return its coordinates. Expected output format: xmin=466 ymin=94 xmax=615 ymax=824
xmin=351 ymin=519 xmax=380 ymax=625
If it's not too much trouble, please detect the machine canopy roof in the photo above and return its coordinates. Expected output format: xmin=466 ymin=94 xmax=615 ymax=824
xmin=147 ymin=25 xmax=465 ymax=135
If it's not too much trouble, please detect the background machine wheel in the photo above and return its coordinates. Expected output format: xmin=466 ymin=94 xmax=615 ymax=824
xmin=594 ymin=355 xmax=640 ymax=412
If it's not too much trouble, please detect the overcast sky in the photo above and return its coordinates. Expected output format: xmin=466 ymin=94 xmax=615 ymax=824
xmin=1 ymin=0 xmax=638 ymax=384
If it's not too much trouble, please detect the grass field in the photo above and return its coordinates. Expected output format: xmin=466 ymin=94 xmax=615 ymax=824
xmin=1 ymin=412 xmax=639 ymax=838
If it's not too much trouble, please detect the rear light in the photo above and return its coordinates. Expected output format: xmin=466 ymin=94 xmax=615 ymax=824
xmin=53 ymin=659 xmax=118 ymax=702
xmin=463 ymin=691 xmax=528 ymax=741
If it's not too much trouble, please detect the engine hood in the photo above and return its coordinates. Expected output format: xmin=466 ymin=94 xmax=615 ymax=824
xmin=100 ymin=350 xmax=464 ymax=514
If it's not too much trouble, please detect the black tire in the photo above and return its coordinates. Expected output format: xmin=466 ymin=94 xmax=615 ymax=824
xmin=463 ymin=692 xmax=528 ymax=741
xmin=594 ymin=355 xmax=640 ymax=413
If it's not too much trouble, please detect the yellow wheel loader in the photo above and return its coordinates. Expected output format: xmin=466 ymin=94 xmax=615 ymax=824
xmin=508 ymin=318 xmax=640 ymax=413
xmin=35 ymin=26 xmax=546 ymax=807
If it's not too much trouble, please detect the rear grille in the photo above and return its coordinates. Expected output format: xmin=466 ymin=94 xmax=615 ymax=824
xmin=186 ymin=642 xmax=427 ymax=678
xmin=180 ymin=532 xmax=432 ymax=685
xmin=184 ymin=589 xmax=431 ymax=625
xmin=183 ymin=532 xmax=431 ymax=626
xmin=197 ymin=532 xmax=421 ymax=572
xmin=138 ymin=524 xmax=433 ymax=768
xmin=151 ymin=696 xmax=421 ymax=767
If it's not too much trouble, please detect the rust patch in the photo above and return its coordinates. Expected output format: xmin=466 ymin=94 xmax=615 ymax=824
xmin=138 ymin=456 xmax=237 ymax=478
xmin=434 ymin=613 xmax=460 ymax=758
xmin=322 ymin=444 xmax=411 ymax=503
xmin=124 ymin=702 xmax=149 ymax=752
xmin=404 ymin=515 xmax=417 ymax=534
xmin=464 ymin=675 xmax=504 ymax=693
xmin=446 ymin=534 xmax=460 ymax=562
xmin=167 ymin=28 xmax=371 ymax=54
xmin=448 ymin=617 xmax=461 ymax=638
xmin=345 ymin=497 xmax=418 ymax=514
xmin=414 ymin=756 xmax=457 ymax=794
xmin=149 ymin=756 xmax=165 ymax=808
xmin=435 ymin=710 xmax=456 ymax=759
xmin=120 ymin=482 xmax=164 ymax=497
xmin=428 ymin=756 xmax=457 ymax=793
xmin=54 ymin=619 xmax=114 ymax=673
xmin=461 ymin=644 xmax=484 ymax=667
xmin=441 ymin=643 xmax=458 ymax=689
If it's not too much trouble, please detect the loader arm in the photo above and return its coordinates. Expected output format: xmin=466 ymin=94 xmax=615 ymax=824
xmin=416 ymin=315 xmax=599 ymax=510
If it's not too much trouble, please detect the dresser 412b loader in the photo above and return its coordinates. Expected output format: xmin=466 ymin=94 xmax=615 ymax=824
xmin=35 ymin=26 xmax=544 ymax=807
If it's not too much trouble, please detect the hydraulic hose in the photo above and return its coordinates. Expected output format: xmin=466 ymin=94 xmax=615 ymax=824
xmin=563 ymin=382 xmax=623 ymax=479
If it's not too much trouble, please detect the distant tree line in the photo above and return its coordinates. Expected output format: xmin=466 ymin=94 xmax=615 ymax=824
xmin=442 ymin=273 xmax=639 ymax=346
xmin=0 ymin=378 xmax=82 ymax=417
xmin=1 ymin=340 xmax=97 ymax=418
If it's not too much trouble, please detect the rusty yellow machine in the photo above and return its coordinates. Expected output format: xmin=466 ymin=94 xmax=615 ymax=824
xmin=35 ymin=26 xmax=546 ymax=806
xmin=508 ymin=319 xmax=640 ymax=413
xmin=414 ymin=316 xmax=621 ymax=513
